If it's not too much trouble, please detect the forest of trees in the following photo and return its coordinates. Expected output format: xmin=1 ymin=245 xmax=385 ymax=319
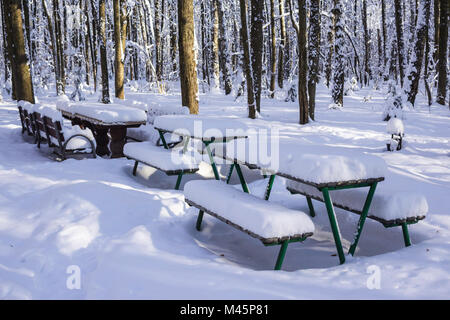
xmin=0 ymin=0 xmax=448 ymax=124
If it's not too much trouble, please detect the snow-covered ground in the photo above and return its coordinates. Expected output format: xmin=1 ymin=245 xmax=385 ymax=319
xmin=0 ymin=84 xmax=449 ymax=299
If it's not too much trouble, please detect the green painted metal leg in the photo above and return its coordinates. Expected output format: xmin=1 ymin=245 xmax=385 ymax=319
xmin=205 ymin=142 xmax=220 ymax=180
xmin=226 ymin=163 xmax=235 ymax=184
xmin=174 ymin=173 xmax=183 ymax=190
xmin=274 ymin=241 xmax=289 ymax=270
xmin=234 ymin=163 xmax=249 ymax=193
xmin=306 ymin=197 xmax=315 ymax=217
xmin=196 ymin=210 xmax=204 ymax=231
xmin=132 ymin=161 xmax=138 ymax=176
xmin=402 ymin=223 xmax=412 ymax=247
xmin=264 ymin=175 xmax=276 ymax=200
xmin=158 ymin=130 xmax=169 ymax=149
xmin=349 ymin=182 xmax=378 ymax=256
xmin=322 ymin=188 xmax=346 ymax=264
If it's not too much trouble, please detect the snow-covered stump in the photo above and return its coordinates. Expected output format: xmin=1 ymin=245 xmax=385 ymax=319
xmin=386 ymin=118 xmax=405 ymax=151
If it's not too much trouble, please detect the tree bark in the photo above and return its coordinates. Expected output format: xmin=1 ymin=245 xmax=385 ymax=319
xmin=99 ymin=0 xmax=110 ymax=103
xmin=394 ymin=0 xmax=406 ymax=87
xmin=297 ymin=0 xmax=308 ymax=124
xmin=239 ymin=0 xmax=255 ymax=119
xmin=331 ymin=0 xmax=345 ymax=107
xmin=7 ymin=0 xmax=34 ymax=103
xmin=178 ymin=0 xmax=199 ymax=114
xmin=436 ymin=0 xmax=448 ymax=105
xmin=308 ymin=0 xmax=320 ymax=121
xmin=406 ymin=0 xmax=431 ymax=106
xmin=277 ymin=0 xmax=287 ymax=89
xmin=250 ymin=0 xmax=263 ymax=113
xmin=216 ymin=0 xmax=232 ymax=95
xmin=114 ymin=0 xmax=125 ymax=99
xmin=269 ymin=0 xmax=276 ymax=98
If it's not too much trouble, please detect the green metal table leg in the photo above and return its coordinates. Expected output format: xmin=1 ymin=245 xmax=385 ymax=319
xmin=204 ymin=142 xmax=220 ymax=180
xmin=132 ymin=161 xmax=139 ymax=176
xmin=196 ymin=210 xmax=204 ymax=231
xmin=158 ymin=130 xmax=169 ymax=149
xmin=264 ymin=175 xmax=276 ymax=200
xmin=274 ymin=241 xmax=289 ymax=270
xmin=174 ymin=173 xmax=183 ymax=190
xmin=349 ymin=182 xmax=378 ymax=256
xmin=402 ymin=223 xmax=412 ymax=247
xmin=306 ymin=196 xmax=315 ymax=217
xmin=234 ymin=163 xmax=249 ymax=193
xmin=322 ymin=187 xmax=346 ymax=264
xmin=226 ymin=163 xmax=235 ymax=184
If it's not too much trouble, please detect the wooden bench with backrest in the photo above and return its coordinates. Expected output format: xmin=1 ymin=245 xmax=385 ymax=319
xmin=184 ymin=179 xmax=314 ymax=270
xmin=31 ymin=105 xmax=96 ymax=160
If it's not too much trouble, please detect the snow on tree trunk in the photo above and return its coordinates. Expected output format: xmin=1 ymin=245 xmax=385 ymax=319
xmin=331 ymin=1 xmax=345 ymax=108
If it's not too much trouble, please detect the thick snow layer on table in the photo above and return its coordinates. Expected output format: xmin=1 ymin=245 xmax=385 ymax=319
xmin=184 ymin=180 xmax=314 ymax=239
xmin=57 ymin=101 xmax=147 ymax=124
xmin=387 ymin=118 xmax=405 ymax=135
xmin=154 ymin=115 xmax=248 ymax=140
xmin=124 ymin=142 xmax=199 ymax=171
xmin=224 ymin=140 xmax=387 ymax=184
xmin=147 ymin=105 xmax=189 ymax=125
xmin=286 ymin=180 xmax=428 ymax=221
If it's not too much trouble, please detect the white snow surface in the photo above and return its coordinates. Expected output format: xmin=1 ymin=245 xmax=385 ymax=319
xmin=286 ymin=180 xmax=428 ymax=221
xmin=57 ymin=101 xmax=147 ymax=124
xmin=184 ymin=180 xmax=315 ymax=239
xmin=387 ymin=118 xmax=405 ymax=135
xmin=124 ymin=142 xmax=199 ymax=171
xmin=1 ymin=84 xmax=449 ymax=299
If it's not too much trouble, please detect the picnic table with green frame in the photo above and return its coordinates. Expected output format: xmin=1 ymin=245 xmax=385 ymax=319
xmin=154 ymin=127 xmax=247 ymax=182
xmin=224 ymin=159 xmax=385 ymax=265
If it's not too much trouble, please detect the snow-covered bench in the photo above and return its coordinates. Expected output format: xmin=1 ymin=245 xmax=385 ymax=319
xmin=18 ymin=101 xmax=37 ymax=139
xmin=25 ymin=103 xmax=96 ymax=160
xmin=184 ymin=180 xmax=315 ymax=270
xmin=286 ymin=180 xmax=427 ymax=247
xmin=124 ymin=140 xmax=199 ymax=190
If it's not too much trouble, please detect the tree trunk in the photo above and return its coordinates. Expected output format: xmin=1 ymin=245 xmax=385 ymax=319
xmin=298 ymin=0 xmax=308 ymax=124
xmin=269 ymin=0 xmax=276 ymax=98
xmin=178 ymin=0 xmax=199 ymax=114
xmin=308 ymin=0 xmax=320 ymax=121
xmin=362 ymin=0 xmax=371 ymax=86
xmin=277 ymin=0 xmax=287 ymax=89
xmin=211 ymin=0 xmax=220 ymax=91
xmin=394 ymin=0 xmax=406 ymax=87
xmin=114 ymin=0 xmax=125 ymax=99
xmin=7 ymin=0 xmax=34 ymax=103
xmin=239 ymin=0 xmax=255 ymax=119
xmin=99 ymin=0 xmax=110 ymax=103
xmin=217 ymin=0 xmax=232 ymax=95
xmin=331 ymin=0 xmax=345 ymax=107
xmin=406 ymin=0 xmax=431 ymax=106
xmin=436 ymin=0 xmax=448 ymax=105
xmin=155 ymin=0 xmax=162 ymax=82
xmin=250 ymin=0 xmax=263 ymax=113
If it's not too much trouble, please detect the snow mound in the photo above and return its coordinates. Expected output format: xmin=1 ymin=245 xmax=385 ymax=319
xmin=387 ymin=118 xmax=404 ymax=135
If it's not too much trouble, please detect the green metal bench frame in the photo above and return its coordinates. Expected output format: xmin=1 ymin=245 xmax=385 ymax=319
xmin=189 ymin=198 xmax=312 ymax=271
xmin=129 ymin=130 xmax=199 ymax=190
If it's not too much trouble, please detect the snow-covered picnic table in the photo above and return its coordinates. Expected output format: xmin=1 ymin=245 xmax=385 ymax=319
xmin=220 ymin=141 xmax=390 ymax=264
xmin=153 ymin=115 xmax=248 ymax=180
xmin=57 ymin=101 xmax=147 ymax=158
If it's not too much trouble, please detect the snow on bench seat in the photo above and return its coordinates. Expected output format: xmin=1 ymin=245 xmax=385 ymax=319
xmin=286 ymin=180 xmax=428 ymax=225
xmin=184 ymin=180 xmax=314 ymax=244
xmin=124 ymin=142 xmax=199 ymax=174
